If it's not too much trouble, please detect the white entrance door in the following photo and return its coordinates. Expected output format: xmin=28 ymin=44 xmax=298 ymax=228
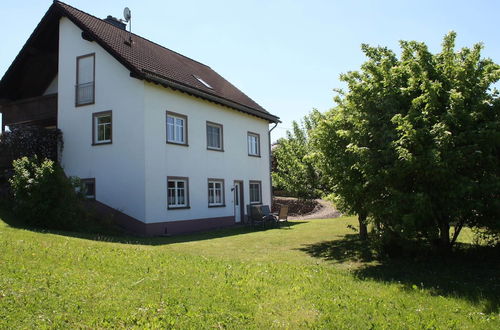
xmin=234 ymin=182 xmax=242 ymax=223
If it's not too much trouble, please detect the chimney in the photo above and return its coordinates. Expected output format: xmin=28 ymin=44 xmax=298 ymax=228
xmin=104 ymin=15 xmax=126 ymax=30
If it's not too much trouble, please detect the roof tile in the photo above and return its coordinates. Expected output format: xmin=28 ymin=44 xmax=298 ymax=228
xmin=55 ymin=1 xmax=278 ymax=121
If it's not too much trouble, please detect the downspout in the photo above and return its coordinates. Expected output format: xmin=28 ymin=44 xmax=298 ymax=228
xmin=268 ymin=122 xmax=278 ymax=206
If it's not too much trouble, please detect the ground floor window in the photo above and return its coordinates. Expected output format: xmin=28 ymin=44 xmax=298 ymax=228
xmin=208 ymin=179 xmax=225 ymax=207
xmin=249 ymin=180 xmax=262 ymax=204
xmin=167 ymin=177 xmax=189 ymax=208
xmin=80 ymin=178 xmax=95 ymax=199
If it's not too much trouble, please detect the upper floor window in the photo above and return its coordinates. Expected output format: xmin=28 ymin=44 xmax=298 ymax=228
xmin=93 ymin=111 xmax=112 ymax=145
xmin=166 ymin=112 xmax=188 ymax=145
xmin=167 ymin=177 xmax=189 ymax=209
xmin=208 ymin=179 xmax=225 ymax=207
xmin=247 ymin=132 xmax=260 ymax=156
xmin=206 ymin=121 xmax=223 ymax=151
xmin=76 ymin=53 xmax=95 ymax=106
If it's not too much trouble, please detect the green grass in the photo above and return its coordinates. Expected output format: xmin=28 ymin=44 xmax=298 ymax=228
xmin=0 ymin=214 xmax=498 ymax=329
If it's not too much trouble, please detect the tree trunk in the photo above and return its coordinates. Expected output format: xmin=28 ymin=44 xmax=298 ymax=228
xmin=359 ymin=212 xmax=368 ymax=241
xmin=439 ymin=222 xmax=450 ymax=250
xmin=450 ymin=221 xmax=464 ymax=247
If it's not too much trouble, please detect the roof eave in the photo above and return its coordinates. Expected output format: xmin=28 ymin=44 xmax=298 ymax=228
xmin=1 ymin=1 xmax=281 ymax=124
xmin=53 ymin=3 xmax=143 ymax=78
xmin=137 ymin=72 xmax=280 ymax=123
xmin=0 ymin=3 xmax=60 ymax=98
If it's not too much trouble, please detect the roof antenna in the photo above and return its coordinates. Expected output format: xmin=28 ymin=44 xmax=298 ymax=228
xmin=123 ymin=7 xmax=131 ymax=33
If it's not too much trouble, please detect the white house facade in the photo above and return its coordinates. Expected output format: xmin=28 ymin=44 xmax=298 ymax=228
xmin=0 ymin=2 xmax=279 ymax=235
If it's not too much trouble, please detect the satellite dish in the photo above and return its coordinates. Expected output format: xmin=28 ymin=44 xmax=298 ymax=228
xmin=123 ymin=7 xmax=131 ymax=22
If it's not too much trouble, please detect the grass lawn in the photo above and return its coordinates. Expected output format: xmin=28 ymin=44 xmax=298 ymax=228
xmin=0 ymin=214 xmax=498 ymax=329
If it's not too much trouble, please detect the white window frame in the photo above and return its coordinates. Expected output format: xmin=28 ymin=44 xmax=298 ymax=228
xmin=208 ymin=179 xmax=225 ymax=207
xmin=249 ymin=181 xmax=262 ymax=204
xmin=166 ymin=112 xmax=187 ymax=145
xmin=167 ymin=177 xmax=189 ymax=209
xmin=247 ymin=132 xmax=260 ymax=156
xmin=206 ymin=121 xmax=223 ymax=151
xmin=93 ymin=111 xmax=112 ymax=145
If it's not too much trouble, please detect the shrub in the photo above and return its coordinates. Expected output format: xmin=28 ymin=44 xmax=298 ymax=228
xmin=473 ymin=228 xmax=500 ymax=248
xmin=9 ymin=156 xmax=87 ymax=230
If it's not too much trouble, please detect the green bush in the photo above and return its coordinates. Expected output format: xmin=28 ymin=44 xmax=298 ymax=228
xmin=473 ymin=228 xmax=500 ymax=248
xmin=9 ymin=156 xmax=87 ymax=230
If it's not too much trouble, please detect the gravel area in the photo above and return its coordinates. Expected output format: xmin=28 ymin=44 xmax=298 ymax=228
xmin=289 ymin=199 xmax=342 ymax=220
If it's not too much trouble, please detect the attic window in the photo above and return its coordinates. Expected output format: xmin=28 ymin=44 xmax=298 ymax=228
xmin=193 ymin=75 xmax=213 ymax=89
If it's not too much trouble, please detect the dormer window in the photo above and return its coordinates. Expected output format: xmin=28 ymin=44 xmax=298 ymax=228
xmin=193 ymin=75 xmax=213 ymax=89
xmin=76 ymin=53 xmax=95 ymax=106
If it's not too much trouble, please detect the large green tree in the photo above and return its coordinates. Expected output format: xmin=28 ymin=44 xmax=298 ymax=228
xmin=314 ymin=32 xmax=500 ymax=249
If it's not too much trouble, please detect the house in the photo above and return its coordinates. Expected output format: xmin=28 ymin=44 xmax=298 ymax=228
xmin=0 ymin=1 xmax=280 ymax=235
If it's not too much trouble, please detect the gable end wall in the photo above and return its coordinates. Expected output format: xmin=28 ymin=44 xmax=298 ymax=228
xmin=57 ymin=17 xmax=146 ymax=221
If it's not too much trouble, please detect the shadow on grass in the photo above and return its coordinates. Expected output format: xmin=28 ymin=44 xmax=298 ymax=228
xmin=299 ymin=234 xmax=376 ymax=263
xmin=299 ymin=234 xmax=500 ymax=314
xmin=0 ymin=203 xmax=307 ymax=246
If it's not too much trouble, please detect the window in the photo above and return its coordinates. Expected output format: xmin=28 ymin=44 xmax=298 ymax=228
xmin=167 ymin=177 xmax=189 ymax=208
xmin=92 ymin=111 xmax=112 ymax=145
xmin=249 ymin=180 xmax=262 ymax=204
xmin=166 ymin=112 xmax=188 ymax=145
xmin=81 ymin=178 xmax=95 ymax=199
xmin=206 ymin=122 xmax=223 ymax=151
xmin=208 ymin=179 xmax=225 ymax=207
xmin=193 ymin=75 xmax=213 ymax=89
xmin=247 ymin=132 xmax=260 ymax=156
xmin=76 ymin=53 xmax=95 ymax=106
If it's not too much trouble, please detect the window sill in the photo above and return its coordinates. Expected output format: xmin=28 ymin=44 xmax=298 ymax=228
xmin=208 ymin=204 xmax=226 ymax=208
xmin=248 ymin=154 xmax=261 ymax=158
xmin=166 ymin=141 xmax=189 ymax=147
xmin=207 ymin=147 xmax=224 ymax=152
xmin=92 ymin=141 xmax=112 ymax=146
xmin=167 ymin=206 xmax=190 ymax=210
xmin=250 ymin=202 xmax=262 ymax=205
xmin=76 ymin=101 xmax=95 ymax=107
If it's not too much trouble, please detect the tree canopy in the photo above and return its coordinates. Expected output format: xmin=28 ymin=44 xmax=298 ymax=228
xmin=311 ymin=32 xmax=500 ymax=249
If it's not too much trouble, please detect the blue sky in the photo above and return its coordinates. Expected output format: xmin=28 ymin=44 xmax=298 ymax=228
xmin=1 ymin=0 xmax=499 ymax=141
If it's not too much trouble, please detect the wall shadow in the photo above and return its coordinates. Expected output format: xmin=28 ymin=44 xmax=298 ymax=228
xmin=299 ymin=234 xmax=500 ymax=314
xmin=0 ymin=204 xmax=307 ymax=246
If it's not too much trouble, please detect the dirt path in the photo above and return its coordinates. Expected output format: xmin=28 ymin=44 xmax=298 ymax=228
xmin=289 ymin=199 xmax=342 ymax=220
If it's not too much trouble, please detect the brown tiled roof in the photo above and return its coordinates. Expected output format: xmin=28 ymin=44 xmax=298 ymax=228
xmin=53 ymin=1 xmax=279 ymax=122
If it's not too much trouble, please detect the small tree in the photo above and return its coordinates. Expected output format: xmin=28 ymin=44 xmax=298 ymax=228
xmin=312 ymin=107 xmax=371 ymax=240
xmin=272 ymin=110 xmax=324 ymax=199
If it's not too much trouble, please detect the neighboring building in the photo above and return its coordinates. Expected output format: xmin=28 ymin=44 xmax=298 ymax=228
xmin=0 ymin=1 xmax=279 ymax=235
